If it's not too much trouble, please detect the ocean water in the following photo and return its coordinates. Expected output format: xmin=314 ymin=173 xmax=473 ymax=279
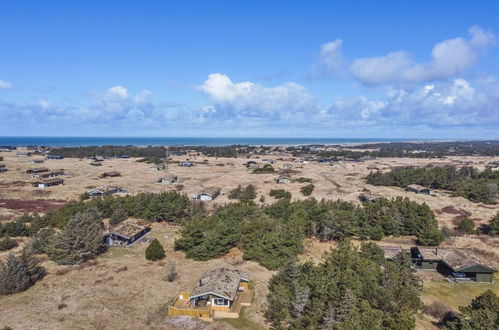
xmin=0 ymin=136 xmax=426 ymax=147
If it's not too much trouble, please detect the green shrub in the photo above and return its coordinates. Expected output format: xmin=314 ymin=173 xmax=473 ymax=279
xmin=269 ymin=189 xmax=291 ymax=200
xmin=0 ymin=237 xmax=17 ymax=251
xmin=455 ymin=218 xmax=475 ymax=234
xmin=300 ymin=184 xmax=314 ymax=196
xmin=145 ymin=239 xmax=165 ymax=261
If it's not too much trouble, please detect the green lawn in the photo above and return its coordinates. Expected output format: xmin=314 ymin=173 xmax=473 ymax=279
xmin=421 ymin=273 xmax=499 ymax=310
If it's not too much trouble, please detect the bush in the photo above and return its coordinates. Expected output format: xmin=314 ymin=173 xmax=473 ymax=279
xmin=269 ymin=189 xmax=291 ymax=200
xmin=228 ymin=184 xmax=257 ymax=201
xmin=0 ymin=237 xmax=18 ymax=252
xmin=253 ymin=164 xmax=275 ymax=173
xmin=455 ymin=218 xmax=475 ymax=234
xmin=295 ymin=177 xmax=313 ymax=183
xmin=3 ymin=221 xmax=29 ymax=237
xmin=145 ymin=239 xmax=165 ymax=261
xmin=424 ymin=301 xmax=451 ymax=319
xmin=300 ymin=184 xmax=314 ymax=196
xmin=486 ymin=211 xmax=499 ymax=236
xmin=164 ymin=263 xmax=178 ymax=282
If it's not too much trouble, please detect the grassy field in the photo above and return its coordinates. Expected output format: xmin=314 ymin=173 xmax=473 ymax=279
xmin=421 ymin=273 xmax=499 ymax=310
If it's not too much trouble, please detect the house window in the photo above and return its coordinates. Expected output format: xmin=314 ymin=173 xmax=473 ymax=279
xmin=213 ymin=298 xmax=228 ymax=306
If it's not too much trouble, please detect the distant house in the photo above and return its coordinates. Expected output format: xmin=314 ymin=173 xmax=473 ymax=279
xmin=275 ymin=176 xmax=292 ymax=184
xmin=152 ymin=164 xmax=166 ymax=170
xmin=380 ymin=246 xmax=404 ymax=260
xmin=104 ymin=219 xmax=151 ymax=247
xmin=282 ymin=163 xmax=292 ymax=170
xmin=405 ymin=184 xmax=435 ymax=196
xmin=46 ymin=155 xmax=64 ymax=160
xmin=158 ymin=175 xmax=178 ymax=185
xmin=90 ymin=161 xmax=102 ymax=167
xmin=32 ymin=169 xmax=64 ymax=179
xmin=27 ymin=159 xmax=44 ymax=164
xmin=168 ymin=268 xmax=252 ymax=321
xmin=32 ymin=178 xmax=64 ymax=188
xmin=247 ymin=163 xmax=259 ymax=170
xmin=119 ymin=155 xmax=130 ymax=159
xmin=179 ymin=161 xmax=194 ymax=167
xmin=17 ymin=151 xmax=32 ymax=157
xmin=99 ymin=171 xmax=121 ymax=178
xmin=0 ymin=164 xmax=6 ymax=173
xmin=411 ymin=247 xmax=497 ymax=282
xmin=359 ymin=193 xmax=381 ymax=203
xmin=92 ymin=156 xmax=104 ymax=162
xmin=194 ymin=186 xmax=221 ymax=201
xmin=87 ymin=185 xmax=125 ymax=197
xmin=26 ymin=167 xmax=49 ymax=177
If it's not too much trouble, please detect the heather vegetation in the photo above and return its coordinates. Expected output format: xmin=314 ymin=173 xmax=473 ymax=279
xmin=265 ymin=241 xmax=422 ymax=329
xmin=366 ymin=166 xmax=499 ymax=204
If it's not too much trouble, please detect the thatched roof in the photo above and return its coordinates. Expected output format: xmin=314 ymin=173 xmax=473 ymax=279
xmin=109 ymin=219 xmax=150 ymax=239
xmin=416 ymin=247 xmax=493 ymax=271
xmin=190 ymin=268 xmax=250 ymax=301
xmin=380 ymin=246 xmax=403 ymax=259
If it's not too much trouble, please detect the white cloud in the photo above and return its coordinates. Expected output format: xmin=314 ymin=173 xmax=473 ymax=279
xmin=327 ymin=78 xmax=499 ymax=127
xmin=315 ymin=26 xmax=496 ymax=85
xmin=310 ymin=39 xmax=345 ymax=78
xmin=0 ymin=80 xmax=13 ymax=90
xmin=106 ymin=85 xmax=129 ymax=99
xmin=197 ymin=73 xmax=317 ymax=120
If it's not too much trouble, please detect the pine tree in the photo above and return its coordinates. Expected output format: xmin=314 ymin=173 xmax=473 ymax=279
xmin=455 ymin=218 xmax=475 ymax=234
xmin=0 ymin=254 xmax=31 ymax=295
xmin=145 ymin=239 xmax=165 ymax=261
xmin=47 ymin=209 xmax=105 ymax=265
xmin=109 ymin=204 xmax=128 ymax=225
xmin=0 ymin=237 xmax=18 ymax=251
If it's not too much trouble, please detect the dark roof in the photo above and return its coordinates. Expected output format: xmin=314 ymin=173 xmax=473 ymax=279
xmin=416 ymin=247 xmax=496 ymax=272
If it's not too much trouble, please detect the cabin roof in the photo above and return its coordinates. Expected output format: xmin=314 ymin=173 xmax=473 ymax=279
xmin=33 ymin=177 xmax=64 ymax=184
xmin=380 ymin=246 xmax=403 ymax=259
xmin=109 ymin=219 xmax=150 ymax=239
xmin=416 ymin=247 xmax=495 ymax=272
xmin=27 ymin=167 xmax=49 ymax=173
xmin=190 ymin=268 xmax=250 ymax=301
xmin=406 ymin=184 xmax=430 ymax=191
xmin=88 ymin=184 xmax=123 ymax=194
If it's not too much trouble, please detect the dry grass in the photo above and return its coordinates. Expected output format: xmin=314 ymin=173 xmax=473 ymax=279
xmin=0 ymin=223 xmax=274 ymax=329
xmin=1 ymin=150 xmax=499 ymax=329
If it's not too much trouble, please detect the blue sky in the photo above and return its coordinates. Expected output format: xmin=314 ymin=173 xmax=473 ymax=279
xmin=1 ymin=0 xmax=499 ymax=138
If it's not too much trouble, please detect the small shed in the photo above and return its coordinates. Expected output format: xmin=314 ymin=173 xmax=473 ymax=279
xmin=359 ymin=193 xmax=381 ymax=203
xmin=158 ymin=175 xmax=178 ymax=185
xmin=405 ymin=184 xmax=435 ymax=195
xmin=275 ymin=176 xmax=292 ymax=184
xmin=17 ymin=151 xmax=32 ymax=157
xmin=104 ymin=219 xmax=151 ymax=247
xmin=194 ymin=186 xmax=221 ymax=201
xmin=90 ymin=161 xmax=102 ymax=167
xmin=32 ymin=178 xmax=64 ymax=188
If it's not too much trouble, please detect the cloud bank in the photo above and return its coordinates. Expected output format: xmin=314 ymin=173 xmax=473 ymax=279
xmin=314 ymin=26 xmax=496 ymax=85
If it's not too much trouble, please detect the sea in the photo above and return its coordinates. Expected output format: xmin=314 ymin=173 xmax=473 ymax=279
xmin=0 ymin=136 xmax=432 ymax=147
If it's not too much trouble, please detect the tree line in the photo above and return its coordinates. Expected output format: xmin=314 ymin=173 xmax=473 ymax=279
xmin=174 ymin=196 xmax=443 ymax=270
xmin=366 ymin=166 xmax=499 ymax=204
xmin=265 ymin=241 xmax=422 ymax=329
